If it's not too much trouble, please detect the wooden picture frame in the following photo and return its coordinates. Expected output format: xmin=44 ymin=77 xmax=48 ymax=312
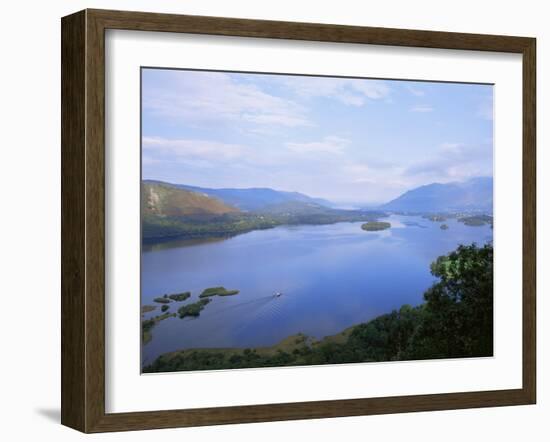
xmin=61 ymin=8 xmax=536 ymax=433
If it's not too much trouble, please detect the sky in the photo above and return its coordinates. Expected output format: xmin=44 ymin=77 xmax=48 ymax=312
xmin=141 ymin=68 xmax=493 ymax=205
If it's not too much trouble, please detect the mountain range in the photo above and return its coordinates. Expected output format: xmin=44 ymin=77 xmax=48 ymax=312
xmin=144 ymin=177 xmax=493 ymax=216
xmin=379 ymin=177 xmax=493 ymax=213
xmin=143 ymin=180 xmax=333 ymax=212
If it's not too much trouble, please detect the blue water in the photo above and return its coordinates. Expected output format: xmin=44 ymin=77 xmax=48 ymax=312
xmin=141 ymin=215 xmax=492 ymax=365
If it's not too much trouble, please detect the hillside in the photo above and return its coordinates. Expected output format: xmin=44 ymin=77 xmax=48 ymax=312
xmin=141 ymin=181 xmax=380 ymax=241
xmin=144 ymin=180 xmax=332 ymax=211
xmin=142 ymin=182 xmax=239 ymax=217
xmin=380 ymin=177 xmax=493 ymax=213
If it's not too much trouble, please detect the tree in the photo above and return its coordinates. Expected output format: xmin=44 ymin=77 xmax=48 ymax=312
xmin=408 ymin=243 xmax=493 ymax=359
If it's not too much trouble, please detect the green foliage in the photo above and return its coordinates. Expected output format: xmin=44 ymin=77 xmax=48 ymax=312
xmin=361 ymin=221 xmax=391 ymax=231
xmin=168 ymin=292 xmax=191 ymax=302
xmin=177 ymin=299 xmax=212 ymax=318
xmin=199 ymin=287 xmax=240 ymax=298
xmin=458 ymin=215 xmax=493 ymax=226
xmin=345 ymin=304 xmax=425 ymax=362
xmin=408 ymin=243 xmax=493 ymax=358
xmin=153 ymin=297 xmax=171 ymax=304
xmin=161 ymin=305 xmax=169 ymax=312
xmin=142 ymin=212 xmax=276 ymax=240
xmin=143 ymin=209 xmax=382 ymax=241
xmin=144 ymin=243 xmax=494 ymax=372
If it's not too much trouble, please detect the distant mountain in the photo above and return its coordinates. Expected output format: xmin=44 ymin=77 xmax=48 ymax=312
xmin=142 ymin=182 xmax=239 ymax=217
xmin=260 ymin=200 xmax=332 ymax=215
xmin=144 ymin=180 xmax=333 ymax=211
xmin=380 ymin=177 xmax=493 ymax=213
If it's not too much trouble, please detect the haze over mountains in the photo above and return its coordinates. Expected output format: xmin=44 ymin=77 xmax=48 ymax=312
xmin=379 ymin=177 xmax=493 ymax=213
xmin=144 ymin=177 xmax=493 ymax=216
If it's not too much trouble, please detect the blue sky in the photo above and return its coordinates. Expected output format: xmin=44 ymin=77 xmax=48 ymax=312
xmin=142 ymin=68 xmax=493 ymax=205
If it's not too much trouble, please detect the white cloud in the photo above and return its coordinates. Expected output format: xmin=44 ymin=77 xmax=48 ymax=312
xmin=142 ymin=155 xmax=162 ymax=165
xmin=143 ymin=136 xmax=247 ymax=161
xmin=440 ymin=142 xmax=464 ymax=153
xmin=403 ymin=142 xmax=492 ymax=183
xmin=341 ymin=162 xmax=409 ymax=191
xmin=351 ymin=81 xmax=390 ymax=99
xmin=143 ymin=71 xmax=310 ymax=128
xmin=242 ymin=113 xmax=310 ymax=127
xmin=285 ymin=136 xmax=350 ymax=154
xmin=406 ymin=85 xmax=425 ymax=97
xmin=280 ymin=77 xmax=390 ymax=106
xmin=410 ymin=105 xmax=434 ymax=113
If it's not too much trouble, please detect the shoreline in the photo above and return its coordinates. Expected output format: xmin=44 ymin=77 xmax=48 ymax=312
xmin=142 ymin=323 xmax=361 ymax=373
xmin=142 ymin=217 xmax=381 ymax=244
xmin=142 ymin=212 xmax=493 ymax=245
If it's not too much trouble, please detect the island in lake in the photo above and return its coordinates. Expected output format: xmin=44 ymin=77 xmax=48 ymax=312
xmin=199 ymin=287 xmax=240 ymax=298
xmin=177 ymin=298 xmax=211 ymax=319
xmin=142 ymin=286 xmax=242 ymax=343
xmin=361 ymin=221 xmax=391 ymax=231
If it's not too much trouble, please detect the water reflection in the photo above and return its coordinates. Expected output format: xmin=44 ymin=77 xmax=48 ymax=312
xmin=142 ymin=236 xmax=228 ymax=252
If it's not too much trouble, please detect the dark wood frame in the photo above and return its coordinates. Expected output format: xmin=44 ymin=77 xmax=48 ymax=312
xmin=61 ymin=8 xmax=536 ymax=433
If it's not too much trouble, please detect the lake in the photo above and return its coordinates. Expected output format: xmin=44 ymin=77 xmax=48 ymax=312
xmin=141 ymin=214 xmax=493 ymax=366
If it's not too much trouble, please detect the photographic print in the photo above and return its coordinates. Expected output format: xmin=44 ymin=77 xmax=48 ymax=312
xmin=140 ymin=68 xmax=494 ymax=374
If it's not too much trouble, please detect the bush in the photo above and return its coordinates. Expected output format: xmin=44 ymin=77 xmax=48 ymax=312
xmin=168 ymin=292 xmax=191 ymax=302
xmin=153 ymin=297 xmax=171 ymax=304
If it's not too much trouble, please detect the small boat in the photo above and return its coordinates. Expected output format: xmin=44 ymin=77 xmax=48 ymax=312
xmin=275 ymin=292 xmax=283 ymax=298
